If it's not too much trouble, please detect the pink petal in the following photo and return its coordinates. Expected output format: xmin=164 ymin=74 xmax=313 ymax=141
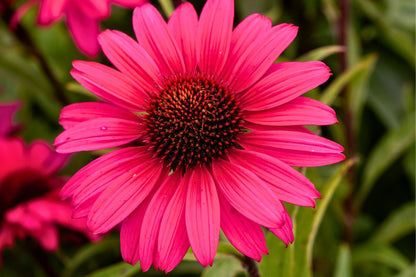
xmin=220 ymin=13 xmax=271 ymax=87
xmin=120 ymin=192 xmax=153 ymax=265
xmin=156 ymin=175 xmax=190 ymax=273
xmin=77 ymin=0 xmax=110 ymax=17
xmin=54 ymin=117 xmax=142 ymax=153
xmin=243 ymin=97 xmax=338 ymax=126
xmin=133 ymin=4 xmax=185 ymax=76
xmin=196 ymin=0 xmax=234 ymax=75
xmin=111 ymin=0 xmax=147 ymax=8
xmin=212 ymin=159 xmax=284 ymax=228
xmin=37 ymin=0 xmax=65 ymax=25
xmin=30 ymin=224 xmax=59 ymax=251
xmin=228 ymin=149 xmax=320 ymax=207
xmin=98 ymin=30 xmax=162 ymax=93
xmin=60 ymin=147 xmax=144 ymax=200
xmin=219 ymin=193 xmax=268 ymax=261
xmin=71 ymin=61 xmax=147 ymax=111
xmin=87 ymin=154 xmax=163 ymax=234
xmin=239 ymin=61 xmax=331 ymax=111
xmin=138 ymin=171 xmax=182 ymax=271
xmin=270 ymin=211 xmax=294 ymax=246
xmin=226 ymin=23 xmax=298 ymax=92
xmin=239 ymin=129 xmax=345 ymax=167
xmin=59 ymin=102 xmax=141 ymax=130
xmin=70 ymin=149 xmax=156 ymax=218
xmin=185 ymin=166 xmax=219 ymax=266
xmin=66 ymin=5 xmax=100 ymax=57
xmin=28 ymin=140 xmax=68 ymax=175
xmin=167 ymin=2 xmax=198 ymax=72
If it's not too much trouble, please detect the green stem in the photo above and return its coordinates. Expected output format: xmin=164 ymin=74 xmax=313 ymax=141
xmin=1 ymin=2 xmax=69 ymax=106
xmin=158 ymin=0 xmax=175 ymax=17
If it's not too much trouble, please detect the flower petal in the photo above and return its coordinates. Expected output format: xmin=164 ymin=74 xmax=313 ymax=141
xmin=98 ymin=30 xmax=162 ymax=92
xmin=54 ymin=117 xmax=143 ymax=153
xmin=37 ymin=0 xmax=65 ymax=25
xmin=197 ymin=0 xmax=234 ymax=75
xmin=120 ymin=193 xmax=152 ymax=266
xmin=186 ymin=166 xmax=219 ymax=266
xmin=226 ymin=23 xmax=298 ymax=92
xmin=243 ymin=97 xmax=338 ymax=126
xmin=138 ymin=171 xmax=182 ymax=271
xmin=28 ymin=140 xmax=68 ymax=175
xmin=59 ymin=102 xmax=140 ymax=130
xmin=219 ymin=193 xmax=268 ymax=261
xmin=270 ymin=211 xmax=294 ymax=246
xmin=133 ymin=4 xmax=185 ymax=76
xmin=240 ymin=61 xmax=331 ymax=111
xmin=87 ymin=155 xmax=163 ymax=234
xmin=239 ymin=129 xmax=345 ymax=167
xmin=212 ymin=159 xmax=284 ymax=228
xmin=167 ymin=2 xmax=198 ymax=72
xmin=229 ymin=149 xmax=320 ymax=207
xmin=60 ymin=147 xmax=143 ymax=200
xmin=71 ymin=61 xmax=146 ymax=111
xmin=111 ymin=0 xmax=147 ymax=8
xmin=156 ymin=175 xmax=190 ymax=273
xmin=66 ymin=5 xmax=100 ymax=57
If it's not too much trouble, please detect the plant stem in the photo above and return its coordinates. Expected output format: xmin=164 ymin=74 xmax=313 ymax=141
xmin=241 ymin=256 xmax=260 ymax=277
xmin=172 ymin=0 xmax=184 ymax=8
xmin=1 ymin=2 xmax=69 ymax=106
xmin=338 ymin=0 xmax=356 ymax=244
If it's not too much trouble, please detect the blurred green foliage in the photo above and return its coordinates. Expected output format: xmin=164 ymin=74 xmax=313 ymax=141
xmin=0 ymin=0 xmax=414 ymax=276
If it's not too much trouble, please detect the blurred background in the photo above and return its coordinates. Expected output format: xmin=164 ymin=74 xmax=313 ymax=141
xmin=0 ymin=0 xmax=414 ymax=276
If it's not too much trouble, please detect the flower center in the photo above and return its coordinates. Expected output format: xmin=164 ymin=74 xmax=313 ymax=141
xmin=145 ymin=73 xmax=242 ymax=173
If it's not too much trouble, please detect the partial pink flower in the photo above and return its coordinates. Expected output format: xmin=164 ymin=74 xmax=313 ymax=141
xmin=0 ymin=101 xmax=20 ymax=137
xmin=13 ymin=0 xmax=147 ymax=57
xmin=55 ymin=0 xmax=345 ymax=272
xmin=0 ymin=137 xmax=94 ymax=263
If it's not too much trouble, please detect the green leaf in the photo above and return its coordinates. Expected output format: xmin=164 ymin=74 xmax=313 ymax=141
xmin=297 ymin=45 xmax=344 ymax=62
xmin=386 ymin=0 xmax=416 ymax=31
xmin=320 ymin=54 xmax=377 ymax=106
xmin=86 ymin=263 xmax=140 ymax=277
xmin=393 ymin=263 xmax=416 ymax=277
xmin=355 ymin=111 xmax=416 ymax=210
xmin=334 ymin=244 xmax=352 ymax=277
xmin=62 ymin=236 xmax=121 ymax=277
xmin=357 ymin=0 xmax=415 ymax=67
xmin=372 ymin=202 xmax=416 ymax=244
xmin=352 ymin=243 xmax=410 ymax=271
xmin=201 ymin=256 xmax=246 ymax=277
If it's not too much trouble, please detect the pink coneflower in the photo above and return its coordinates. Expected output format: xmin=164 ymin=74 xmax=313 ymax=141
xmin=55 ymin=0 xmax=345 ymax=272
xmin=0 ymin=137 xmax=94 ymax=262
xmin=12 ymin=0 xmax=147 ymax=57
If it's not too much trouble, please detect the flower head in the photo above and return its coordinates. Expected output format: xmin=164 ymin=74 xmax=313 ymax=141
xmin=0 ymin=137 xmax=93 ymax=262
xmin=55 ymin=0 xmax=345 ymax=272
xmin=13 ymin=0 xmax=147 ymax=57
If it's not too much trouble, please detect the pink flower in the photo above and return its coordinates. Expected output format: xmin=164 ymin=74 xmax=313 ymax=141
xmin=0 ymin=137 xmax=94 ymax=262
xmin=13 ymin=0 xmax=147 ymax=57
xmin=0 ymin=101 xmax=20 ymax=137
xmin=54 ymin=0 xmax=345 ymax=272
